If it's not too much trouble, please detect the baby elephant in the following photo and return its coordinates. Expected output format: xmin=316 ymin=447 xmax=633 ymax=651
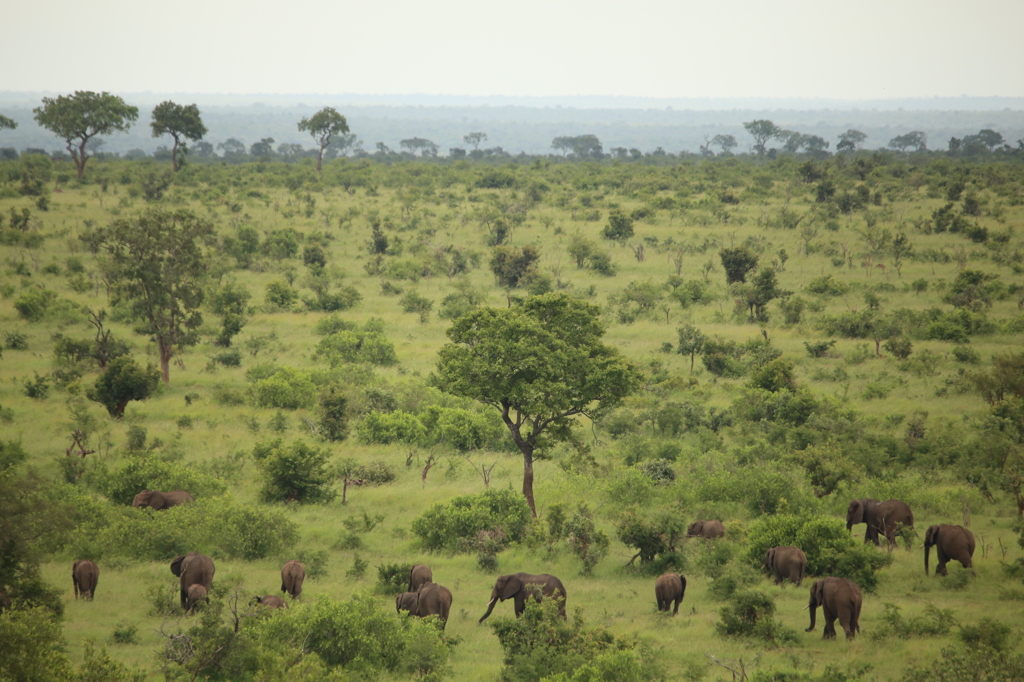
xmin=72 ymin=560 xmax=99 ymax=600
xmin=687 ymin=520 xmax=725 ymax=539
xmin=281 ymin=560 xmax=305 ymax=599
xmin=806 ymin=577 xmax=862 ymax=641
xmin=409 ymin=563 xmax=433 ymax=592
xmin=654 ymin=573 xmax=687 ymax=615
xmin=251 ymin=595 xmax=288 ymax=609
xmin=186 ymin=584 xmax=208 ymax=612
xmin=925 ymin=524 xmax=976 ymax=576
xmin=764 ymin=546 xmax=807 ymax=587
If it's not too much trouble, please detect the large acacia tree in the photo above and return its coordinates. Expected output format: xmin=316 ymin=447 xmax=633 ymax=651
xmin=86 ymin=209 xmax=215 ymax=383
xmin=150 ymin=101 xmax=207 ymax=172
xmin=32 ymin=91 xmax=138 ymax=179
xmin=297 ymin=106 xmax=349 ymax=172
xmin=436 ymin=293 xmax=642 ymax=516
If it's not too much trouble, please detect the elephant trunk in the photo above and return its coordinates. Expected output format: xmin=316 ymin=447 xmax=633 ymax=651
xmin=479 ymin=597 xmax=498 ymax=623
xmin=806 ymin=604 xmax=817 ymax=632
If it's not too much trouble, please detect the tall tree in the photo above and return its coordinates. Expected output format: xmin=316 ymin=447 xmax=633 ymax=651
xmin=85 ymin=209 xmax=214 ymax=383
xmin=399 ymin=137 xmax=439 ymax=157
xmin=436 ymin=294 xmax=642 ymax=516
xmin=464 ymin=132 xmax=487 ymax=150
xmin=888 ymin=131 xmax=927 ymax=152
xmin=743 ymin=119 xmax=782 ymax=156
xmin=711 ymin=134 xmax=737 ymax=155
xmin=837 ymin=129 xmax=867 ymax=153
xmin=150 ymin=101 xmax=207 ymax=172
xmin=33 ymin=91 xmax=138 ymax=179
xmin=297 ymin=107 xmax=349 ymax=172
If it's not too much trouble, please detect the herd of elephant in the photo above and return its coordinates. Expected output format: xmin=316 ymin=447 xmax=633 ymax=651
xmin=70 ymin=493 xmax=978 ymax=643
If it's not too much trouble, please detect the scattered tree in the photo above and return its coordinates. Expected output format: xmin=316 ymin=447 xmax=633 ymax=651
xmin=677 ymin=324 xmax=707 ymax=373
xmin=86 ymin=355 xmax=161 ymax=418
xmin=719 ymin=247 xmax=759 ymax=284
xmin=837 ymin=129 xmax=867 ymax=153
xmin=150 ymin=101 xmax=207 ymax=172
xmin=297 ymin=106 xmax=349 ymax=172
xmin=743 ymin=120 xmax=782 ymax=156
xmin=712 ymin=134 xmax=738 ymax=155
xmin=888 ymin=131 xmax=928 ymax=152
xmin=32 ymin=91 xmax=139 ymax=179
xmin=464 ymin=132 xmax=487 ymax=150
xmin=399 ymin=137 xmax=439 ymax=157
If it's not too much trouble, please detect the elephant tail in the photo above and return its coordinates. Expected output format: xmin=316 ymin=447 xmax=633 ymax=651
xmin=680 ymin=575 xmax=687 ymax=599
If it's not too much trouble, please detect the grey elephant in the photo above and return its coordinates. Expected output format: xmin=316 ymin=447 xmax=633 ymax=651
xmin=806 ymin=577 xmax=862 ymax=640
xmin=251 ymin=595 xmax=288 ymax=609
xmin=479 ymin=572 xmax=567 ymax=622
xmin=687 ymin=520 xmax=725 ymax=539
xmin=764 ymin=546 xmax=807 ymax=587
xmin=132 ymin=490 xmax=195 ymax=510
xmin=170 ymin=552 xmax=215 ymax=609
xmin=72 ymin=560 xmax=99 ymax=600
xmin=925 ymin=524 xmax=976 ymax=576
xmin=654 ymin=573 xmax=686 ymax=615
xmin=409 ymin=563 xmax=433 ymax=592
xmin=281 ymin=560 xmax=305 ymax=599
xmin=186 ymin=584 xmax=208 ymax=612
xmin=396 ymin=582 xmax=453 ymax=630
xmin=846 ymin=499 xmax=913 ymax=547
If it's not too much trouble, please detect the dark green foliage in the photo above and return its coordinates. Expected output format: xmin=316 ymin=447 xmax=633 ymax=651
xmin=253 ymin=439 xmax=336 ymax=504
xmin=602 ymin=210 xmax=635 ymax=242
xmin=4 ymin=331 xmax=27 ymax=349
xmin=806 ymin=274 xmax=849 ymax=297
xmin=412 ymin=488 xmax=532 ymax=552
xmin=14 ymin=288 xmax=82 ymax=322
xmin=264 ymin=280 xmax=297 ymax=310
xmin=350 ymin=460 xmax=396 ymax=485
xmin=22 ymin=372 xmax=50 ymax=400
xmin=719 ymin=247 xmax=758 ymax=284
xmin=716 ymin=590 xmax=796 ymax=645
xmin=317 ymin=386 xmax=349 ymax=441
xmin=490 ymin=599 xmax=662 ymax=682
xmin=314 ymin=327 xmax=398 ymax=366
xmin=747 ymin=358 xmax=796 ymax=392
xmin=872 ymin=603 xmax=956 ymax=640
xmin=900 ymin=646 xmax=1024 ymax=682
xmin=635 ymin=458 xmax=676 ymax=484
xmin=86 ymin=356 xmax=161 ymax=417
xmin=958 ymin=618 xmax=1013 ymax=651
xmin=376 ymin=562 xmax=413 ymax=594
xmin=247 ymin=366 xmax=317 ymax=409
xmin=401 ymin=291 xmax=433 ymax=321
xmin=210 ymin=280 xmax=251 ymax=347
xmin=101 ymin=454 xmax=227 ymax=506
xmin=884 ymin=336 xmax=913 ymax=359
xmin=490 ymin=244 xmax=540 ymax=288
xmin=355 ymin=410 xmax=426 ymax=445
xmin=616 ymin=507 xmax=686 ymax=569
xmin=804 ymin=339 xmax=836 ymax=357
xmin=561 ymin=504 xmax=610 ymax=575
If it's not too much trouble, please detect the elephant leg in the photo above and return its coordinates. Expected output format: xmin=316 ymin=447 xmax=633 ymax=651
xmin=514 ymin=596 xmax=526 ymax=617
xmin=823 ymin=610 xmax=837 ymax=639
xmin=673 ymin=597 xmax=680 ymax=616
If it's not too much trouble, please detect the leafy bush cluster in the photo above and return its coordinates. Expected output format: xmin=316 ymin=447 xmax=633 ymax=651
xmin=412 ymin=488 xmax=532 ymax=552
xmin=356 ymin=405 xmax=506 ymax=452
xmin=715 ymin=589 xmax=797 ymax=646
xmin=98 ymin=453 xmax=227 ymax=505
xmin=313 ymin=317 xmax=398 ymax=366
xmin=247 ymin=365 xmax=318 ymax=409
xmin=252 ymin=438 xmax=336 ymax=504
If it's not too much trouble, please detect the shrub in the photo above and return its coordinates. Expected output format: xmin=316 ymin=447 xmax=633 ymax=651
xmin=317 ymin=387 xmax=349 ymax=441
xmin=412 ymin=488 xmax=532 ymax=552
xmin=806 ymin=275 xmax=850 ymax=297
xmin=101 ymin=455 xmax=226 ymax=506
xmin=253 ymin=439 xmax=336 ymax=504
xmin=315 ymin=329 xmax=398 ymax=366
xmin=421 ymin=406 xmax=504 ymax=451
xmin=14 ymin=288 xmax=82 ymax=322
xmin=602 ymin=210 xmax=635 ymax=241
xmin=958 ymin=618 xmax=1012 ymax=651
xmin=4 ymin=331 xmax=28 ymax=350
xmin=356 ymin=410 xmax=426 ymax=445
xmin=900 ymin=646 xmax=1024 ymax=682
xmin=716 ymin=589 xmax=796 ymax=645
xmin=248 ymin=367 xmax=317 ymax=409
xmin=616 ymin=506 xmax=687 ymax=569
xmin=871 ymin=603 xmax=956 ymax=640
xmin=561 ymin=504 xmax=610 ymax=575
xmin=885 ymin=336 xmax=913 ymax=359
xmin=351 ymin=460 xmax=396 ymax=485
xmin=111 ymin=621 xmax=139 ymax=644
xmin=86 ymin=356 xmax=161 ymax=417
xmin=22 ymin=372 xmax=50 ymax=400
xmin=264 ymin=281 xmax=297 ymax=310
xmin=636 ymin=458 xmax=676 ymax=484
xmin=376 ymin=562 xmax=413 ymax=594
xmin=804 ymin=339 xmax=836 ymax=358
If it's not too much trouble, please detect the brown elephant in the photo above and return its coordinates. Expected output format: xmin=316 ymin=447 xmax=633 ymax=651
xmin=925 ymin=524 xmax=976 ymax=576
xmin=252 ymin=595 xmax=288 ymax=609
xmin=654 ymin=573 xmax=686 ymax=615
xmin=764 ymin=546 xmax=807 ymax=587
xmin=479 ymin=573 xmax=566 ymax=622
xmin=132 ymin=490 xmax=195 ymax=510
xmin=281 ymin=560 xmax=305 ymax=599
xmin=408 ymin=563 xmax=433 ymax=592
xmin=396 ymin=582 xmax=453 ymax=630
xmin=72 ymin=560 xmax=99 ymax=600
xmin=170 ymin=553 xmax=215 ymax=609
xmin=846 ymin=499 xmax=913 ymax=547
xmin=686 ymin=520 xmax=725 ymax=539
xmin=186 ymin=584 xmax=208 ymax=612
xmin=806 ymin=577 xmax=862 ymax=640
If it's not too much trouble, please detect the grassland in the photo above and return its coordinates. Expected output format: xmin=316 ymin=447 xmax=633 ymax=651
xmin=2 ymin=153 xmax=1023 ymax=680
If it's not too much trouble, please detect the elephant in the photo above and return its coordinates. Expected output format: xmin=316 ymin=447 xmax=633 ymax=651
xmin=925 ymin=524 xmax=976 ymax=576
xmin=846 ymin=499 xmax=914 ymax=547
xmin=281 ymin=560 xmax=305 ymax=599
xmin=186 ymin=584 xmax=208 ymax=612
xmin=72 ymin=560 xmax=99 ymax=600
xmin=654 ymin=573 xmax=686 ymax=615
xmin=251 ymin=595 xmax=288 ymax=609
xmin=805 ymin=577 xmax=862 ymax=641
xmin=479 ymin=573 xmax=567 ymax=622
xmin=132 ymin=490 xmax=195 ymax=510
xmin=170 ymin=552 xmax=215 ymax=609
xmin=408 ymin=563 xmax=433 ymax=592
xmin=764 ymin=546 xmax=807 ymax=587
xmin=396 ymin=582 xmax=453 ymax=630
xmin=686 ymin=520 xmax=725 ymax=539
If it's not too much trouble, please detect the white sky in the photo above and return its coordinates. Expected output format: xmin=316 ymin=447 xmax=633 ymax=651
xmin=3 ymin=0 xmax=1024 ymax=99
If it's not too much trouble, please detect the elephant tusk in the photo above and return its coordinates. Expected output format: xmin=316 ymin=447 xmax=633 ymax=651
xmin=803 ymin=605 xmax=810 ymax=610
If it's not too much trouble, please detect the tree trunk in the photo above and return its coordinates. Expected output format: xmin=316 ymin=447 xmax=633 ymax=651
xmin=159 ymin=338 xmax=172 ymax=384
xmin=316 ymin=147 xmax=323 ymax=173
xmin=171 ymin=136 xmax=180 ymax=172
xmin=522 ymin=448 xmax=537 ymax=518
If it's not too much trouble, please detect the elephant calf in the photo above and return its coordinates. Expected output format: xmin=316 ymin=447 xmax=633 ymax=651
xmin=72 ymin=560 xmax=99 ymax=600
xmin=408 ymin=563 xmax=433 ymax=592
xmin=806 ymin=577 xmax=862 ymax=641
xmin=252 ymin=595 xmax=288 ymax=609
xmin=925 ymin=524 xmax=976 ymax=576
xmin=397 ymin=582 xmax=453 ymax=630
xmin=654 ymin=573 xmax=686 ymax=615
xmin=687 ymin=520 xmax=725 ymax=539
xmin=281 ymin=560 xmax=305 ymax=599
xmin=186 ymin=584 xmax=208 ymax=612
xmin=764 ymin=546 xmax=807 ymax=587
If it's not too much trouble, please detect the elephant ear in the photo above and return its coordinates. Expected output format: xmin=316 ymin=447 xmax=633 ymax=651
xmin=170 ymin=555 xmax=186 ymax=577
xmin=150 ymin=492 xmax=166 ymax=509
xmin=765 ymin=548 xmax=775 ymax=568
xmin=925 ymin=525 xmax=939 ymax=546
xmin=500 ymin=575 xmax=522 ymax=600
xmin=812 ymin=580 xmax=825 ymax=604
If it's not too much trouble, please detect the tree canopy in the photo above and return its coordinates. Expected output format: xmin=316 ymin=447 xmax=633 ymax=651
xmin=150 ymin=101 xmax=207 ymax=172
xmin=743 ymin=119 xmax=782 ymax=156
xmin=32 ymin=91 xmax=138 ymax=178
xmin=0 ymin=114 xmax=16 ymax=131
xmin=297 ymin=106 xmax=349 ymax=171
xmin=435 ymin=293 xmax=642 ymax=515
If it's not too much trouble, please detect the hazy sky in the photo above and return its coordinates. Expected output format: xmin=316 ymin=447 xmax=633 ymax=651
xmin=3 ymin=0 xmax=1024 ymax=100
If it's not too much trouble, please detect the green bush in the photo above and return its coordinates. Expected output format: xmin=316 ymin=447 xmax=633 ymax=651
xmin=356 ymin=410 xmax=427 ymax=445
xmin=715 ymin=589 xmax=796 ymax=645
xmin=101 ymin=455 xmax=227 ymax=506
xmin=315 ymin=329 xmax=398 ymax=366
xmin=635 ymin=458 xmax=676 ymax=484
xmin=14 ymin=288 xmax=82 ymax=322
xmin=958 ymin=618 xmax=1013 ymax=651
xmin=871 ymin=603 xmax=956 ymax=640
xmin=86 ymin=356 xmax=161 ymax=417
xmin=900 ymin=646 xmax=1024 ymax=682
xmin=248 ymin=366 xmax=318 ymax=409
xmin=376 ymin=562 xmax=414 ymax=594
xmin=695 ymin=461 xmax=814 ymax=515
xmin=253 ymin=439 xmax=336 ymax=504
xmin=412 ymin=488 xmax=532 ymax=552
xmin=615 ymin=506 xmax=687 ymax=570
xmin=421 ymin=405 xmax=505 ymax=451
